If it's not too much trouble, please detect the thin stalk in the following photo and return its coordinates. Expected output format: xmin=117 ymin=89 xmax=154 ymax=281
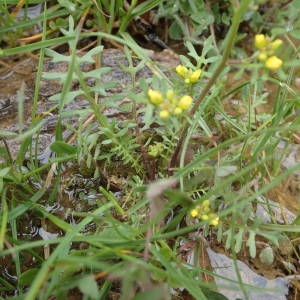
xmin=169 ymin=0 xmax=251 ymax=170
xmin=31 ymin=2 xmax=47 ymax=167
xmin=107 ymin=0 xmax=116 ymax=33
xmin=31 ymin=2 xmax=47 ymax=121
xmin=119 ymin=0 xmax=138 ymax=33
xmin=94 ymin=0 xmax=109 ymax=32
xmin=230 ymin=226 xmax=250 ymax=300
xmin=11 ymin=217 xmax=22 ymax=295
xmin=0 ymin=188 xmax=8 ymax=252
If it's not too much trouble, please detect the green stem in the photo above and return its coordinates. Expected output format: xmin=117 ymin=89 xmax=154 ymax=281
xmin=107 ymin=0 xmax=116 ymax=33
xmin=119 ymin=0 xmax=138 ymax=33
xmin=169 ymin=0 xmax=251 ymax=170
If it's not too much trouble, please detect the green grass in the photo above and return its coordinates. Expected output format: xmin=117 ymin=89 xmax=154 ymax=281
xmin=0 ymin=0 xmax=300 ymax=299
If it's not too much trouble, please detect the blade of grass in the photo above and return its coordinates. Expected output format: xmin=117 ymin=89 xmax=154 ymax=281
xmin=10 ymin=214 xmax=22 ymax=295
xmin=0 ymin=36 xmax=74 ymax=56
xmin=0 ymin=6 xmax=68 ymax=34
xmin=24 ymin=202 xmax=114 ymax=300
xmin=99 ymin=186 xmax=125 ymax=215
xmin=0 ymin=188 xmax=8 ymax=251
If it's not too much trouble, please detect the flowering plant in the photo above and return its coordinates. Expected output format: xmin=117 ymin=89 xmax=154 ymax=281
xmin=254 ymin=34 xmax=283 ymax=70
xmin=190 ymin=200 xmax=219 ymax=226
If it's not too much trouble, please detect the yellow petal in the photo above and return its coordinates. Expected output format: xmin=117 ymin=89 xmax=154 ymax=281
xmin=265 ymin=56 xmax=283 ymax=70
xmin=176 ymin=65 xmax=188 ymax=77
xmin=188 ymin=69 xmax=202 ymax=83
xmin=207 ymin=213 xmax=219 ymax=226
xmin=159 ymin=110 xmax=170 ymax=118
xmin=270 ymin=39 xmax=282 ymax=50
xmin=190 ymin=209 xmax=199 ymax=218
xmin=255 ymin=34 xmax=267 ymax=49
xmin=209 ymin=217 xmax=219 ymax=226
xmin=148 ymin=89 xmax=163 ymax=105
xmin=178 ymin=95 xmax=193 ymax=110
xmin=174 ymin=107 xmax=183 ymax=115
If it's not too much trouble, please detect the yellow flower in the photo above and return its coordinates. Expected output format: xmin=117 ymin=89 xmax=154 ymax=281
xmin=190 ymin=208 xmax=199 ymax=218
xmin=188 ymin=69 xmax=202 ymax=83
xmin=178 ymin=95 xmax=193 ymax=110
xmin=190 ymin=200 xmax=219 ymax=226
xmin=254 ymin=35 xmax=283 ymax=68
xmin=177 ymin=65 xmax=202 ymax=84
xmin=265 ymin=56 xmax=283 ymax=70
xmin=208 ymin=213 xmax=219 ymax=226
xmin=176 ymin=65 xmax=188 ymax=77
xmin=270 ymin=39 xmax=282 ymax=50
xmin=174 ymin=107 xmax=183 ymax=115
xmin=148 ymin=89 xmax=163 ymax=105
xmin=159 ymin=110 xmax=170 ymax=118
xmin=254 ymin=34 xmax=267 ymax=49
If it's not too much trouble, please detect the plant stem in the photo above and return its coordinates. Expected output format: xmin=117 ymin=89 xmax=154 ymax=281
xmin=169 ymin=0 xmax=251 ymax=171
xmin=119 ymin=0 xmax=138 ymax=33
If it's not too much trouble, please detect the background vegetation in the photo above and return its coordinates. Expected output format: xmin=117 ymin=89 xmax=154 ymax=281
xmin=0 ymin=0 xmax=299 ymax=299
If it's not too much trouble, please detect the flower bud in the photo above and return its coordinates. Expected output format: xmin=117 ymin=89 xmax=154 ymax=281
xmin=200 ymin=214 xmax=209 ymax=221
xmin=270 ymin=39 xmax=282 ymax=50
xmin=190 ymin=208 xmax=199 ymax=218
xmin=189 ymin=69 xmax=202 ymax=83
xmin=265 ymin=56 xmax=283 ymax=70
xmin=178 ymin=95 xmax=193 ymax=110
xmin=208 ymin=214 xmax=219 ymax=226
xmin=176 ymin=65 xmax=188 ymax=77
xmin=147 ymin=89 xmax=163 ymax=105
xmin=254 ymin=34 xmax=267 ymax=49
xmin=174 ymin=107 xmax=183 ymax=115
xmin=159 ymin=110 xmax=170 ymax=118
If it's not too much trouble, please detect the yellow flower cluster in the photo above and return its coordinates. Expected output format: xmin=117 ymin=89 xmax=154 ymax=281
xmin=190 ymin=200 xmax=219 ymax=226
xmin=176 ymin=65 xmax=202 ymax=84
xmin=254 ymin=34 xmax=283 ymax=70
xmin=147 ymin=89 xmax=193 ymax=118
